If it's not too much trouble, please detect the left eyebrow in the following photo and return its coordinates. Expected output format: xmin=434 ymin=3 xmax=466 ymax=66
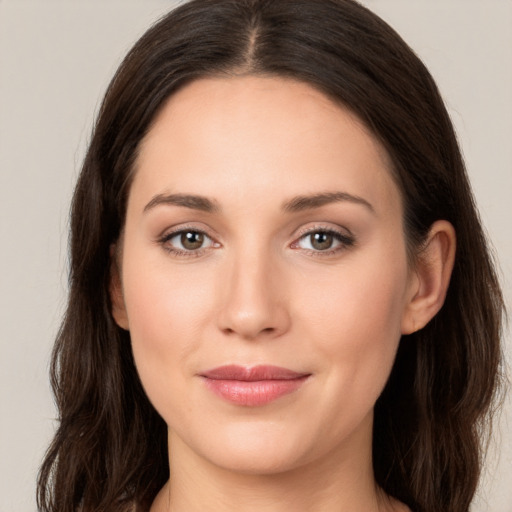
xmin=143 ymin=193 xmax=220 ymax=213
xmin=282 ymin=191 xmax=375 ymax=214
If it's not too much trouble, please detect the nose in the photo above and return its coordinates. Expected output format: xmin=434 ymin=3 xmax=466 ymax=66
xmin=216 ymin=250 xmax=291 ymax=341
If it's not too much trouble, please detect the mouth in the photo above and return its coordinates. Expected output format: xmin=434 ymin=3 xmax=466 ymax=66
xmin=199 ymin=365 xmax=311 ymax=406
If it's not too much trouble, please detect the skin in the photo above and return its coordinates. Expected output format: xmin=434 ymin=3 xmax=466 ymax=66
xmin=111 ymin=76 xmax=455 ymax=512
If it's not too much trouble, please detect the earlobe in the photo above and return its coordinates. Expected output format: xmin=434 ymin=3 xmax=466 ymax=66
xmin=109 ymin=244 xmax=130 ymax=331
xmin=401 ymin=220 xmax=456 ymax=334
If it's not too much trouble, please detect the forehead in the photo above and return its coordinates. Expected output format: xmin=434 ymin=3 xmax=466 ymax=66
xmin=132 ymin=75 xmax=400 ymax=216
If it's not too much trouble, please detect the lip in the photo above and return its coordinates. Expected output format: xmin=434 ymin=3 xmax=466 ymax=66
xmin=199 ymin=365 xmax=311 ymax=406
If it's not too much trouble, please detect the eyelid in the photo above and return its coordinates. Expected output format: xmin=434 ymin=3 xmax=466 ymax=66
xmin=293 ymin=223 xmax=354 ymax=240
xmin=290 ymin=224 xmax=356 ymax=255
xmin=157 ymin=221 xmax=216 ymax=239
xmin=157 ymin=224 xmax=221 ymax=257
xmin=155 ymin=222 xmax=355 ymax=258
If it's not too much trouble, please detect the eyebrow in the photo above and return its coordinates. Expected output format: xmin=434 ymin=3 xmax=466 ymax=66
xmin=143 ymin=193 xmax=220 ymax=213
xmin=143 ymin=190 xmax=374 ymax=215
xmin=282 ymin=191 xmax=375 ymax=214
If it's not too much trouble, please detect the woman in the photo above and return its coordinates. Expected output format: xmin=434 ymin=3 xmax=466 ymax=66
xmin=37 ymin=1 xmax=505 ymax=511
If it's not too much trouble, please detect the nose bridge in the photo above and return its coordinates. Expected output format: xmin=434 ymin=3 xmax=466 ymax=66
xmin=218 ymin=239 xmax=289 ymax=340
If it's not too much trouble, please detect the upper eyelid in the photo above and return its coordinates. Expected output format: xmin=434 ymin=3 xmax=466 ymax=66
xmin=156 ymin=223 xmax=354 ymax=246
xmin=293 ymin=228 xmax=354 ymax=246
xmin=159 ymin=223 xmax=217 ymax=240
xmin=162 ymin=230 xmax=214 ymax=243
xmin=160 ymin=231 xmax=218 ymax=253
xmin=293 ymin=223 xmax=354 ymax=239
xmin=158 ymin=228 xmax=217 ymax=257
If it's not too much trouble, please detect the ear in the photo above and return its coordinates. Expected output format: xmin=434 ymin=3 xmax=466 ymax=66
xmin=401 ymin=220 xmax=456 ymax=334
xmin=109 ymin=244 xmax=130 ymax=330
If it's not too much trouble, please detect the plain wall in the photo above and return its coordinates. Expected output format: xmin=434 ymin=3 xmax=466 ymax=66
xmin=0 ymin=1 xmax=510 ymax=511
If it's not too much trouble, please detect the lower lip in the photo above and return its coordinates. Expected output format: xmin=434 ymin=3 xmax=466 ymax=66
xmin=202 ymin=376 xmax=309 ymax=406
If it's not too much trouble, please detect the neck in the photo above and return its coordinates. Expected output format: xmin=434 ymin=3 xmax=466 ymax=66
xmin=151 ymin=415 xmax=403 ymax=512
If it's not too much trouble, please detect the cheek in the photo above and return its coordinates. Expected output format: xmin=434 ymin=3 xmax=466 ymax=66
xmin=294 ymin=248 xmax=409 ymax=394
xmin=287 ymin=255 xmax=409 ymax=450
xmin=123 ymin=234 xmax=218 ymax=334
xmin=121 ymin=249 xmax=218 ymax=407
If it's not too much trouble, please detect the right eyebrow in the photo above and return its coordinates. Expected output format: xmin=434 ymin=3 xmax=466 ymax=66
xmin=143 ymin=193 xmax=220 ymax=214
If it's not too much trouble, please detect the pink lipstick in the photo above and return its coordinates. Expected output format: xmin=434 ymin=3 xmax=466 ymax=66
xmin=200 ymin=365 xmax=310 ymax=406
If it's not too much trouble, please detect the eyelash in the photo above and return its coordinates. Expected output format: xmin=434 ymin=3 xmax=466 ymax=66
xmin=291 ymin=227 xmax=356 ymax=257
xmin=158 ymin=226 xmax=355 ymax=258
xmin=158 ymin=226 xmax=218 ymax=258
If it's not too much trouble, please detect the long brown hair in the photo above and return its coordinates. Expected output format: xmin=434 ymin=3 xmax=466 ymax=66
xmin=37 ymin=1 xmax=505 ymax=511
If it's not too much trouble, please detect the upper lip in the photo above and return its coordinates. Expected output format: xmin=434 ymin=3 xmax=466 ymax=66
xmin=200 ymin=365 xmax=309 ymax=381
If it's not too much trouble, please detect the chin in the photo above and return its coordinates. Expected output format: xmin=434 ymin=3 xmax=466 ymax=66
xmin=179 ymin=420 xmax=315 ymax=475
xmin=206 ymin=445 xmax=307 ymax=476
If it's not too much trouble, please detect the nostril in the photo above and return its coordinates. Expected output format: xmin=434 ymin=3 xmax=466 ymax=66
xmin=216 ymin=279 xmax=291 ymax=340
xmin=221 ymin=326 xmax=275 ymax=337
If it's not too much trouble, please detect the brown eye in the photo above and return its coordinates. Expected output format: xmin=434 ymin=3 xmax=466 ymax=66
xmin=181 ymin=231 xmax=204 ymax=250
xmin=162 ymin=229 xmax=215 ymax=254
xmin=310 ymin=232 xmax=334 ymax=251
xmin=294 ymin=229 xmax=354 ymax=254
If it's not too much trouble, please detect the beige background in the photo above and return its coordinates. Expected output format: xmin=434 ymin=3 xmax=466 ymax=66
xmin=0 ymin=1 xmax=510 ymax=510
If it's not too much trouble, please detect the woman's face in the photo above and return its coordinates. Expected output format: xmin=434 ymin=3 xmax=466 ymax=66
xmin=114 ymin=76 xmax=418 ymax=474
